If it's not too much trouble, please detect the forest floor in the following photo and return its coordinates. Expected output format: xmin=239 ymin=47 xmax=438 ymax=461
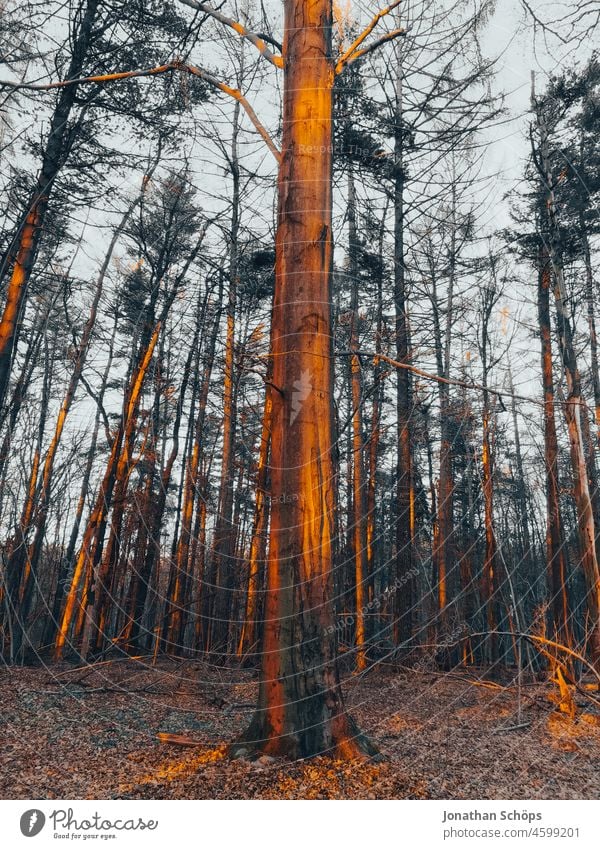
xmin=1 ymin=657 xmax=599 ymax=799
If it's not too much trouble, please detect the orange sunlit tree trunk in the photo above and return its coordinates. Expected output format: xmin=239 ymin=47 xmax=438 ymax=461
xmin=230 ymin=0 xmax=390 ymax=759
xmin=532 ymin=83 xmax=600 ymax=665
xmin=537 ymin=245 xmax=571 ymax=645
xmin=0 ymin=0 xmax=100 ymax=416
xmin=12 ymin=0 xmax=403 ymax=755
xmin=347 ymin=166 xmax=369 ymax=671
xmin=54 ymin=322 xmax=161 ymax=660
xmin=237 ymin=380 xmax=272 ymax=661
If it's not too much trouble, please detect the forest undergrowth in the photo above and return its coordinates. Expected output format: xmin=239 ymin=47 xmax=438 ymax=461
xmin=1 ymin=657 xmax=598 ymax=800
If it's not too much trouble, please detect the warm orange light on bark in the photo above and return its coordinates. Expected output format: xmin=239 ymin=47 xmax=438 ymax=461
xmin=238 ymin=384 xmax=272 ymax=659
xmin=0 ymin=205 xmax=40 ymax=411
xmin=55 ymin=322 xmax=161 ymax=659
xmin=231 ymin=0 xmax=376 ymax=760
xmin=481 ymin=406 xmax=498 ymax=664
xmin=538 ymin=253 xmax=571 ymax=646
xmin=533 ymin=85 xmax=600 ymax=665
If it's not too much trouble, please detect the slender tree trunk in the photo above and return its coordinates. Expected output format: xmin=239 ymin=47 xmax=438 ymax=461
xmin=210 ymin=111 xmax=241 ymax=654
xmin=432 ymin=179 xmax=458 ymax=636
xmin=347 ymin=167 xmax=368 ymax=670
xmin=481 ymin=393 xmax=498 ymax=665
xmin=4 ymin=338 xmax=53 ymax=658
xmin=537 ymin=247 xmax=570 ymax=644
xmin=366 ymin=218 xmax=386 ymax=612
xmin=127 ymin=323 xmax=197 ymax=650
xmin=533 ymin=91 xmax=600 ymax=664
xmin=238 ymin=381 xmax=272 ymax=660
xmin=508 ymin=366 xmax=534 ymax=571
xmin=45 ymin=313 xmax=118 ymax=647
xmin=581 ymin=217 xmax=600 ymax=443
xmin=457 ymin=386 xmax=477 ymax=659
xmin=167 ymin=288 xmax=221 ymax=651
xmin=54 ymin=322 xmax=161 ymax=659
xmin=393 ymin=53 xmax=413 ymax=646
xmin=0 ymin=0 xmax=99 ymax=414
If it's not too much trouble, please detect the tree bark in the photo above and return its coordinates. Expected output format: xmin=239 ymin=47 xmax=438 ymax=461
xmin=238 ymin=380 xmax=272 ymax=661
xmin=537 ymin=247 xmax=570 ymax=644
xmin=0 ymin=0 xmax=99 ymax=414
xmin=347 ymin=167 xmax=368 ymax=670
xmin=393 ymin=53 xmax=413 ymax=646
xmin=533 ymin=92 xmax=600 ymax=664
xmin=54 ymin=322 xmax=161 ymax=659
xmin=231 ymin=0 xmax=376 ymax=759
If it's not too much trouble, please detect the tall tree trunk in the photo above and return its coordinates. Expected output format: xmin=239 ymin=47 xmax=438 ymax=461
xmin=238 ymin=380 xmax=272 ymax=660
xmin=508 ymin=366 xmax=534 ymax=573
xmin=366 ymin=214 xmax=387 ymax=615
xmin=126 ymin=320 xmax=198 ymax=650
xmin=533 ymin=89 xmax=600 ymax=664
xmin=232 ymin=0 xmax=376 ymax=759
xmin=537 ymin=246 xmax=570 ymax=644
xmin=393 ymin=52 xmax=413 ymax=647
xmin=4 ymin=337 xmax=53 ymax=658
xmin=481 ymin=392 xmax=498 ymax=665
xmin=0 ymin=0 xmax=99 ymax=414
xmin=431 ymin=177 xmax=458 ymax=637
xmin=579 ymin=215 xmax=600 ymax=565
xmin=44 ymin=313 xmax=118 ymax=647
xmin=167 ymin=286 xmax=221 ymax=651
xmin=347 ymin=166 xmax=368 ymax=670
xmin=210 ymin=110 xmax=241 ymax=654
xmin=54 ymin=322 xmax=161 ymax=659
xmin=581 ymin=216 xmax=600 ymax=443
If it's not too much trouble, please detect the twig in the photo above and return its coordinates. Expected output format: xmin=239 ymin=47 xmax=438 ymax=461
xmin=468 ymin=631 xmax=600 ymax=685
xmin=492 ymin=722 xmax=531 ymax=733
xmin=50 ymin=655 xmax=150 ymax=678
xmin=157 ymin=732 xmax=203 ymax=747
xmin=359 ymin=351 xmax=595 ymax=415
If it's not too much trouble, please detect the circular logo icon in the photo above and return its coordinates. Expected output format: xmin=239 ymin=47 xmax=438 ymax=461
xmin=20 ymin=810 xmax=45 ymax=837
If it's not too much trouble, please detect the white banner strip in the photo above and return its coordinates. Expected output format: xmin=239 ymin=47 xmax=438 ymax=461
xmin=0 ymin=799 xmax=598 ymax=848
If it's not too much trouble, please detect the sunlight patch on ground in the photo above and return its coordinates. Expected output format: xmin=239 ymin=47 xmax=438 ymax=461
xmin=120 ymin=745 xmax=227 ymax=793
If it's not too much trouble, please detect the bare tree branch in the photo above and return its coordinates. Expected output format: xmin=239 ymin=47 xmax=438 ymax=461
xmin=187 ymin=65 xmax=281 ymax=161
xmin=177 ymin=0 xmax=283 ymax=68
xmin=336 ymin=28 xmax=406 ymax=73
xmin=361 ymin=351 xmax=593 ymax=414
xmin=336 ymin=0 xmax=403 ymax=73
xmin=0 ymin=63 xmax=182 ymax=91
xmin=0 ymin=62 xmax=281 ymax=162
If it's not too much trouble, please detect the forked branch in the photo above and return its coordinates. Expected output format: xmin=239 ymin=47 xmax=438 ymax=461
xmin=336 ymin=0 xmax=405 ymax=74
